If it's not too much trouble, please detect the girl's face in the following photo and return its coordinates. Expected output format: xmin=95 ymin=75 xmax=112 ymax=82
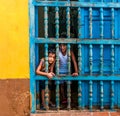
xmin=48 ymin=53 xmax=55 ymax=64
xmin=60 ymin=44 xmax=67 ymax=54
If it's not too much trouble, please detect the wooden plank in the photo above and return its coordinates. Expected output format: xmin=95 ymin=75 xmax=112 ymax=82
xmin=29 ymin=0 xmax=36 ymax=112
xmin=34 ymin=1 xmax=120 ymax=8
xmin=35 ymin=75 xmax=120 ymax=81
xmin=34 ymin=38 xmax=120 ymax=44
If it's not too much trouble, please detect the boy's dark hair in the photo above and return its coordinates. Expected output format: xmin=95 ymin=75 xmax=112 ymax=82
xmin=60 ymin=32 xmax=67 ymax=38
xmin=48 ymin=49 xmax=56 ymax=54
xmin=59 ymin=43 xmax=67 ymax=46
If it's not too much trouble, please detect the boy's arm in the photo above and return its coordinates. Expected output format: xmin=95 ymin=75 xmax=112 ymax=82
xmin=71 ymin=51 xmax=78 ymax=76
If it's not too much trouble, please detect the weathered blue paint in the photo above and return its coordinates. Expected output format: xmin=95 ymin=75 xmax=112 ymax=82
xmin=55 ymin=80 xmax=60 ymax=110
xmin=45 ymin=80 xmax=49 ymax=110
xmin=55 ymin=6 xmax=59 ymax=39
xmin=29 ymin=0 xmax=36 ymax=113
xmin=89 ymin=7 xmax=92 ymax=39
xmin=100 ymin=45 xmax=103 ymax=75
xmin=66 ymin=6 xmax=70 ymax=39
xmin=111 ymin=45 xmax=114 ymax=74
xmin=78 ymin=7 xmax=82 ymax=39
xmin=67 ymin=81 xmax=71 ymax=110
xmin=67 ymin=44 xmax=71 ymax=75
xmin=118 ymin=83 xmax=120 ymax=108
xmin=89 ymin=80 xmax=93 ymax=111
xmin=34 ymin=38 xmax=120 ymax=44
xmin=35 ymin=76 xmax=120 ymax=81
xmin=35 ymin=7 xmax=39 ymax=108
xmin=34 ymin=1 xmax=120 ymax=8
xmin=89 ymin=44 xmax=93 ymax=75
xmin=100 ymin=81 xmax=104 ymax=110
xmin=35 ymin=44 xmax=40 ymax=109
xmin=111 ymin=8 xmax=115 ymax=39
xmin=78 ymin=44 xmax=82 ymax=75
xmin=35 ymin=7 xmax=39 ymax=38
xmin=30 ymin=0 xmax=120 ymax=113
xmin=44 ymin=44 xmax=49 ymax=110
xmin=36 ymin=81 xmax=40 ymax=109
xmin=44 ymin=7 xmax=48 ymax=38
xmin=56 ymin=44 xmax=59 ymax=75
xmin=45 ymin=44 xmax=48 ymax=72
xmin=78 ymin=81 xmax=82 ymax=109
xmin=110 ymin=81 xmax=114 ymax=110
xmin=100 ymin=8 xmax=103 ymax=39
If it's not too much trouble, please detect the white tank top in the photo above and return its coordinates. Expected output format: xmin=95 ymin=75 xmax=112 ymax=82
xmin=59 ymin=51 xmax=68 ymax=74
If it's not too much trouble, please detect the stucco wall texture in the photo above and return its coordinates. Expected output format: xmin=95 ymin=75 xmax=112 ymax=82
xmin=0 ymin=79 xmax=30 ymax=116
xmin=0 ymin=0 xmax=30 ymax=116
xmin=0 ymin=0 xmax=29 ymax=79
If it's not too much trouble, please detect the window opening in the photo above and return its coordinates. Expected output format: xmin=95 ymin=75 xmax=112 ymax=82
xmin=30 ymin=0 xmax=120 ymax=113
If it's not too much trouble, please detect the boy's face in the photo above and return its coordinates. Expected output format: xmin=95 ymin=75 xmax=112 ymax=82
xmin=60 ymin=44 xmax=67 ymax=53
xmin=48 ymin=53 xmax=55 ymax=64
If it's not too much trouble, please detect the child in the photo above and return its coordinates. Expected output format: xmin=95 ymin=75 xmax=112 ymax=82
xmin=59 ymin=43 xmax=78 ymax=103
xmin=36 ymin=49 xmax=56 ymax=110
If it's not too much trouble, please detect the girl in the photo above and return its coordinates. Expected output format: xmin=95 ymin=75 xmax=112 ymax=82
xmin=36 ymin=49 xmax=55 ymax=110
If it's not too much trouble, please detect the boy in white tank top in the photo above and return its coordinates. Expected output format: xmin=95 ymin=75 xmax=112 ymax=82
xmin=59 ymin=43 xmax=78 ymax=104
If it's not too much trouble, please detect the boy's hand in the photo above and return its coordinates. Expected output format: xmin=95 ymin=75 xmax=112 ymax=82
xmin=47 ymin=72 xmax=55 ymax=79
xmin=72 ymin=72 xmax=78 ymax=76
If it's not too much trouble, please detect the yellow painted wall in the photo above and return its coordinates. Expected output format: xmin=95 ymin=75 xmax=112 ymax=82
xmin=0 ymin=0 xmax=29 ymax=78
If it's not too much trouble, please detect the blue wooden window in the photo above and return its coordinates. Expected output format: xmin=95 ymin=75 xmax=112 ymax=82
xmin=30 ymin=0 xmax=120 ymax=113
